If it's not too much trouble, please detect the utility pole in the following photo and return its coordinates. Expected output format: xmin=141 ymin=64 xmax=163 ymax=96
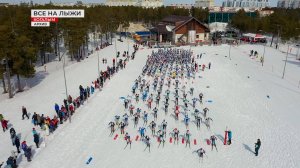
xmin=282 ymin=44 xmax=289 ymax=79
xmin=262 ymin=42 xmax=266 ymax=66
xmin=276 ymin=25 xmax=280 ymax=49
xmin=62 ymin=51 xmax=68 ymax=100
xmin=229 ymin=43 xmax=232 ymax=60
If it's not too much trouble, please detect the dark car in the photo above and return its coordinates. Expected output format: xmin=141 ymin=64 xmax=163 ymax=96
xmin=240 ymin=37 xmax=250 ymax=42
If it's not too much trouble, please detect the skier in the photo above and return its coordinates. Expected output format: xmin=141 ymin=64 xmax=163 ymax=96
xmin=129 ymin=104 xmax=135 ymax=116
xmin=143 ymin=111 xmax=148 ymax=125
xmin=205 ymin=117 xmax=213 ymax=130
xmin=190 ymin=87 xmax=194 ymax=95
xmin=227 ymin=130 xmax=232 ymax=145
xmin=165 ymin=94 xmax=169 ymax=104
xmin=172 ymin=128 xmax=180 ymax=144
xmin=124 ymin=132 xmax=131 ymax=149
xmin=174 ymin=109 xmax=180 ymax=120
xmin=124 ymin=99 xmax=129 ymax=109
xmin=185 ymin=130 xmax=191 ymax=148
xmin=184 ymin=114 xmax=190 ymax=129
xmin=165 ymin=89 xmax=170 ymax=97
xmin=147 ymin=97 xmax=153 ymax=109
xmin=153 ymin=107 xmax=158 ymax=121
xmin=149 ymin=121 xmax=156 ymax=136
xmin=254 ymin=139 xmax=261 ymax=156
xmin=202 ymin=64 xmax=206 ymax=71
xmin=155 ymin=95 xmax=160 ymax=107
xmin=144 ymin=135 xmax=151 ymax=152
xmin=175 ymin=94 xmax=179 ymax=105
xmin=123 ymin=113 xmax=129 ymax=126
xmin=120 ymin=122 xmax=126 ymax=135
xmin=161 ymin=120 xmax=168 ymax=137
xmin=134 ymin=113 xmax=139 ymax=128
xmin=196 ymin=115 xmax=202 ymax=130
xmin=21 ymin=106 xmax=29 ymax=120
xmin=139 ymin=127 xmax=146 ymax=138
xmin=194 ymin=148 xmax=206 ymax=162
xmin=208 ymin=62 xmax=211 ymax=69
xmin=115 ymin=115 xmax=120 ymax=126
xmin=135 ymin=93 xmax=139 ymax=103
xmin=164 ymin=101 xmax=169 ymax=113
xmin=199 ymin=93 xmax=203 ymax=104
xmin=108 ymin=121 xmax=115 ymax=135
xmin=192 ymin=98 xmax=197 ymax=109
xmin=157 ymin=130 xmax=165 ymax=148
xmin=210 ymin=135 xmax=218 ymax=151
xmin=203 ymin=107 xmax=209 ymax=118
xmin=183 ymin=98 xmax=189 ymax=109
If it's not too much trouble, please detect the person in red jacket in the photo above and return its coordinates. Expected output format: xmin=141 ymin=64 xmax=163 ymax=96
xmin=1 ymin=119 xmax=8 ymax=132
xmin=69 ymin=104 xmax=74 ymax=115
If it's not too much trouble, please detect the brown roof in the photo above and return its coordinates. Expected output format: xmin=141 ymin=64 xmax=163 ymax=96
xmin=162 ymin=15 xmax=192 ymax=24
xmin=174 ymin=17 xmax=210 ymax=32
xmin=152 ymin=15 xmax=210 ymax=34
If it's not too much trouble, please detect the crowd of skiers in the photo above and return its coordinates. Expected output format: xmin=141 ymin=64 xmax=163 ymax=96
xmin=108 ymin=47 xmax=262 ymax=163
xmin=107 ymin=48 xmax=217 ymax=160
xmin=0 ymin=44 xmax=140 ymax=168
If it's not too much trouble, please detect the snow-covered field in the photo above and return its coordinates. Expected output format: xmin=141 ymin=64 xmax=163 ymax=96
xmin=1 ymin=41 xmax=300 ymax=168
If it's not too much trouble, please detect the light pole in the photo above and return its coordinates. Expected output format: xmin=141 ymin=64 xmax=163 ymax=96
xmin=262 ymin=42 xmax=266 ymax=66
xmin=97 ymin=42 xmax=100 ymax=81
xmin=115 ymin=36 xmax=118 ymax=62
xmin=296 ymin=28 xmax=300 ymax=60
xmin=229 ymin=43 xmax=232 ymax=60
xmin=62 ymin=51 xmax=68 ymax=100
xmin=297 ymin=44 xmax=300 ymax=60
xmin=282 ymin=44 xmax=290 ymax=79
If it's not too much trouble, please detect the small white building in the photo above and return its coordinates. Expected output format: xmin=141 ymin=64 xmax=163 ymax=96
xmin=222 ymin=0 xmax=270 ymax=8
xmin=195 ymin=0 xmax=215 ymax=8
xmin=105 ymin=0 xmax=163 ymax=8
xmin=277 ymin=0 xmax=300 ymax=8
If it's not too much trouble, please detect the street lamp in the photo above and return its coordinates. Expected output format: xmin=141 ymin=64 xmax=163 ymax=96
xmin=282 ymin=43 xmax=290 ymax=79
xmin=61 ymin=51 xmax=68 ymax=100
xmin=229 ymin=42 xmax=232 ymax=60
xmin=296 ymin=28 xmax=300 ymax=60
xmin=94 ymin=30 xmax=100 ymax=82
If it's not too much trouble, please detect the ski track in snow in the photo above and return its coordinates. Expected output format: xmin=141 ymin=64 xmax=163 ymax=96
xmin=1 ymin=42 xmax=300 ymax=168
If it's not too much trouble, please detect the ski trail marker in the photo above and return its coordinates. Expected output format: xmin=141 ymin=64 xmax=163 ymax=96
xmin=113 ymin=134 xmax=118 ymax=140
xmin=86 ymin=157 xmax=93 ymax=165
xmin=206 ymin=139 xmax=211 ymax=145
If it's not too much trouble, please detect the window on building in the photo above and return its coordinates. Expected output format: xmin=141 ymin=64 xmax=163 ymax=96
xmin=196 ymin=35 xmax=199 ymax=38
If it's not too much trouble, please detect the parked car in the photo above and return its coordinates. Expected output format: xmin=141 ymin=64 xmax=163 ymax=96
xmin=240 ymin=37 xmax=250 ymax=42
xmin=250 ymin=38 xmax=258 ymax=43
xmin=258 ymin=38 xmax=267 ymax=43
